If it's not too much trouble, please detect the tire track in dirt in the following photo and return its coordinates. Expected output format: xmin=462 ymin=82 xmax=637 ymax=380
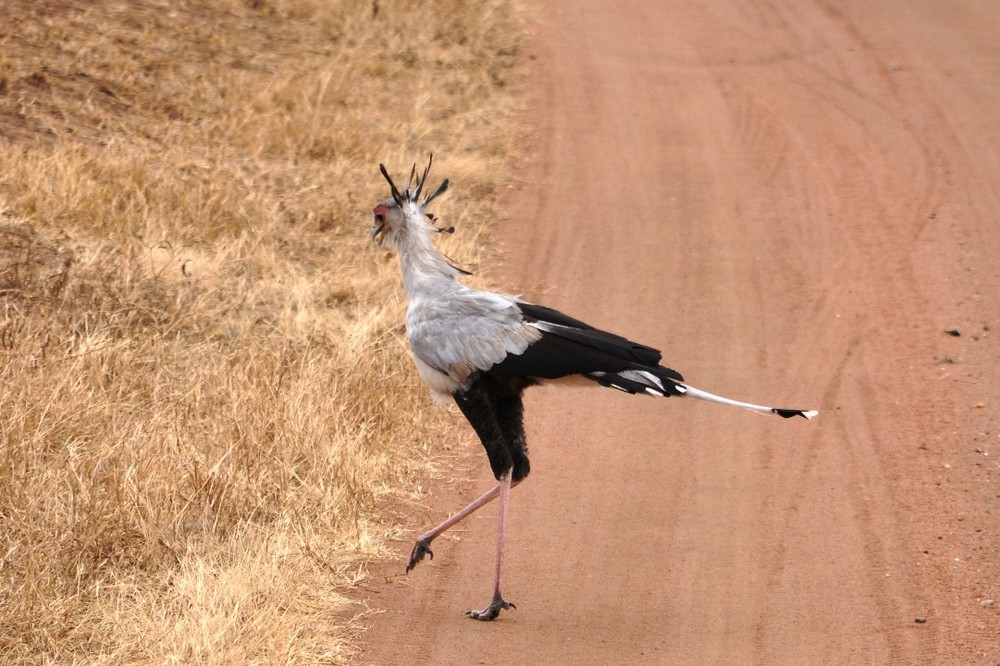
xmin=354 ymin=1 xmax=1000 ymax=663
xmin=700 ymin=7 xmax=950 ymax=659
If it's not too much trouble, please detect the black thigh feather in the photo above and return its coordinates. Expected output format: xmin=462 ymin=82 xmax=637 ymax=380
xmin=453 ymin=375 xmax=534 ymax=482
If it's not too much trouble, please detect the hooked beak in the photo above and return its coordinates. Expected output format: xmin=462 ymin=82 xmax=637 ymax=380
xmin=371 ymin=206 xmax=388 ymax=244
xmin=371 ymin=220 xmax=386 ymax=244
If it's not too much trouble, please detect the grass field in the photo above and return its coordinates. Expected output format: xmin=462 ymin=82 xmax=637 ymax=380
xmin=0 ymin=1 xmax=528 ymax=662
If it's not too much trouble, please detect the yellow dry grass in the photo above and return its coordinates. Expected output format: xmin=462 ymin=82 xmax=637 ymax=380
xmin=0 ymin=0 xmax=529 ymax=662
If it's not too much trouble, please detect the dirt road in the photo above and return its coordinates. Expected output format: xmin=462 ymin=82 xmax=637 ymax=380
xmin=356 ymin=1 xmax=1000 ymax=662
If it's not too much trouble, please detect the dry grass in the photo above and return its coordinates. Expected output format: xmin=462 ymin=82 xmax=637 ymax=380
xmin=0 ymin=0 xmax=528 ymax=662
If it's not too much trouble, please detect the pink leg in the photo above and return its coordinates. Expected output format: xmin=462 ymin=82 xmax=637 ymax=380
xmin=406 ymin=482 xmax=501 ymax=571
xmin=466 ymin=470 xmax=516 ymax=620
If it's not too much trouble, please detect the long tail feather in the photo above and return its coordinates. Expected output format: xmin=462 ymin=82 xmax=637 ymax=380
xmin=585 ymin=367 xmax=817 ymax=420
xmin=676 ymin=383 xmax=818 ymax=419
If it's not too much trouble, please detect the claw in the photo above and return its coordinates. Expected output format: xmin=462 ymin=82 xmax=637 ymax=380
xmin=406 ymin=538 xmax=434 ymax=572
xmin=466 ymin=592 xmax=516 ymax=621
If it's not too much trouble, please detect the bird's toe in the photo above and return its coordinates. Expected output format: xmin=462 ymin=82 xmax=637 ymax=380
xmin=406 ymin=538 xmax=434 ymax=572
xmin=466 ymin=593 xmax=515 ymax=621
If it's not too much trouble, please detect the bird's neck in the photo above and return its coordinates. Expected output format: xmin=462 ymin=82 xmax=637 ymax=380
xmin=398 ymin=231 xmax=460 ymax=298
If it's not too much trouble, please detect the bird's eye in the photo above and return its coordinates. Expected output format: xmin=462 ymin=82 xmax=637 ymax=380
xmin=374 ymin=213 xmax=385 ymax=223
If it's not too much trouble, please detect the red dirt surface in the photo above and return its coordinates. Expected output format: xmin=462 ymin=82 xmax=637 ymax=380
xmin=355 ymin=1 xmax=1000 ymax=662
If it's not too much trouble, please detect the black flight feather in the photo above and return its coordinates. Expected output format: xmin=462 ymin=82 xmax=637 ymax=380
xmin=517 ymin=303 xmax=670 ymax=371
xmin=490 ymin=303 xmax=684 ymax=386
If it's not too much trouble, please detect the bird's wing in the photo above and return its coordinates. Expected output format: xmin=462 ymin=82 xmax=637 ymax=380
xmin=409 ymin=290 xmax=683 ymax=390
xmin=407 ymin=290 xmax=541 ymax=386
xmin=489 ymin=302 xmax=682 ymax=381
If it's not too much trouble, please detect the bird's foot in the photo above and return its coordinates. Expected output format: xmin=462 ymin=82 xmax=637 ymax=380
xmin=406 ymin=537 xmax=433 ymax=572
xmin=466 ymin=591 xmax=516 ymax=621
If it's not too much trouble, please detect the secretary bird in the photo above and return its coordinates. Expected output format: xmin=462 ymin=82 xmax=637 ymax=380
xmin=371 ymin=155 xmax=817 ymax=621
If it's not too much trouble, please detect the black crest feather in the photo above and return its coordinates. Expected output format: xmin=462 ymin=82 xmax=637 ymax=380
xmin=379 ymin=163 xmax=404 ymax=206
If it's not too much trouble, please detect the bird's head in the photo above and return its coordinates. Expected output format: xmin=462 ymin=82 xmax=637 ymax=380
xmin=371 ymin=154 xmax=452 ymax=251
